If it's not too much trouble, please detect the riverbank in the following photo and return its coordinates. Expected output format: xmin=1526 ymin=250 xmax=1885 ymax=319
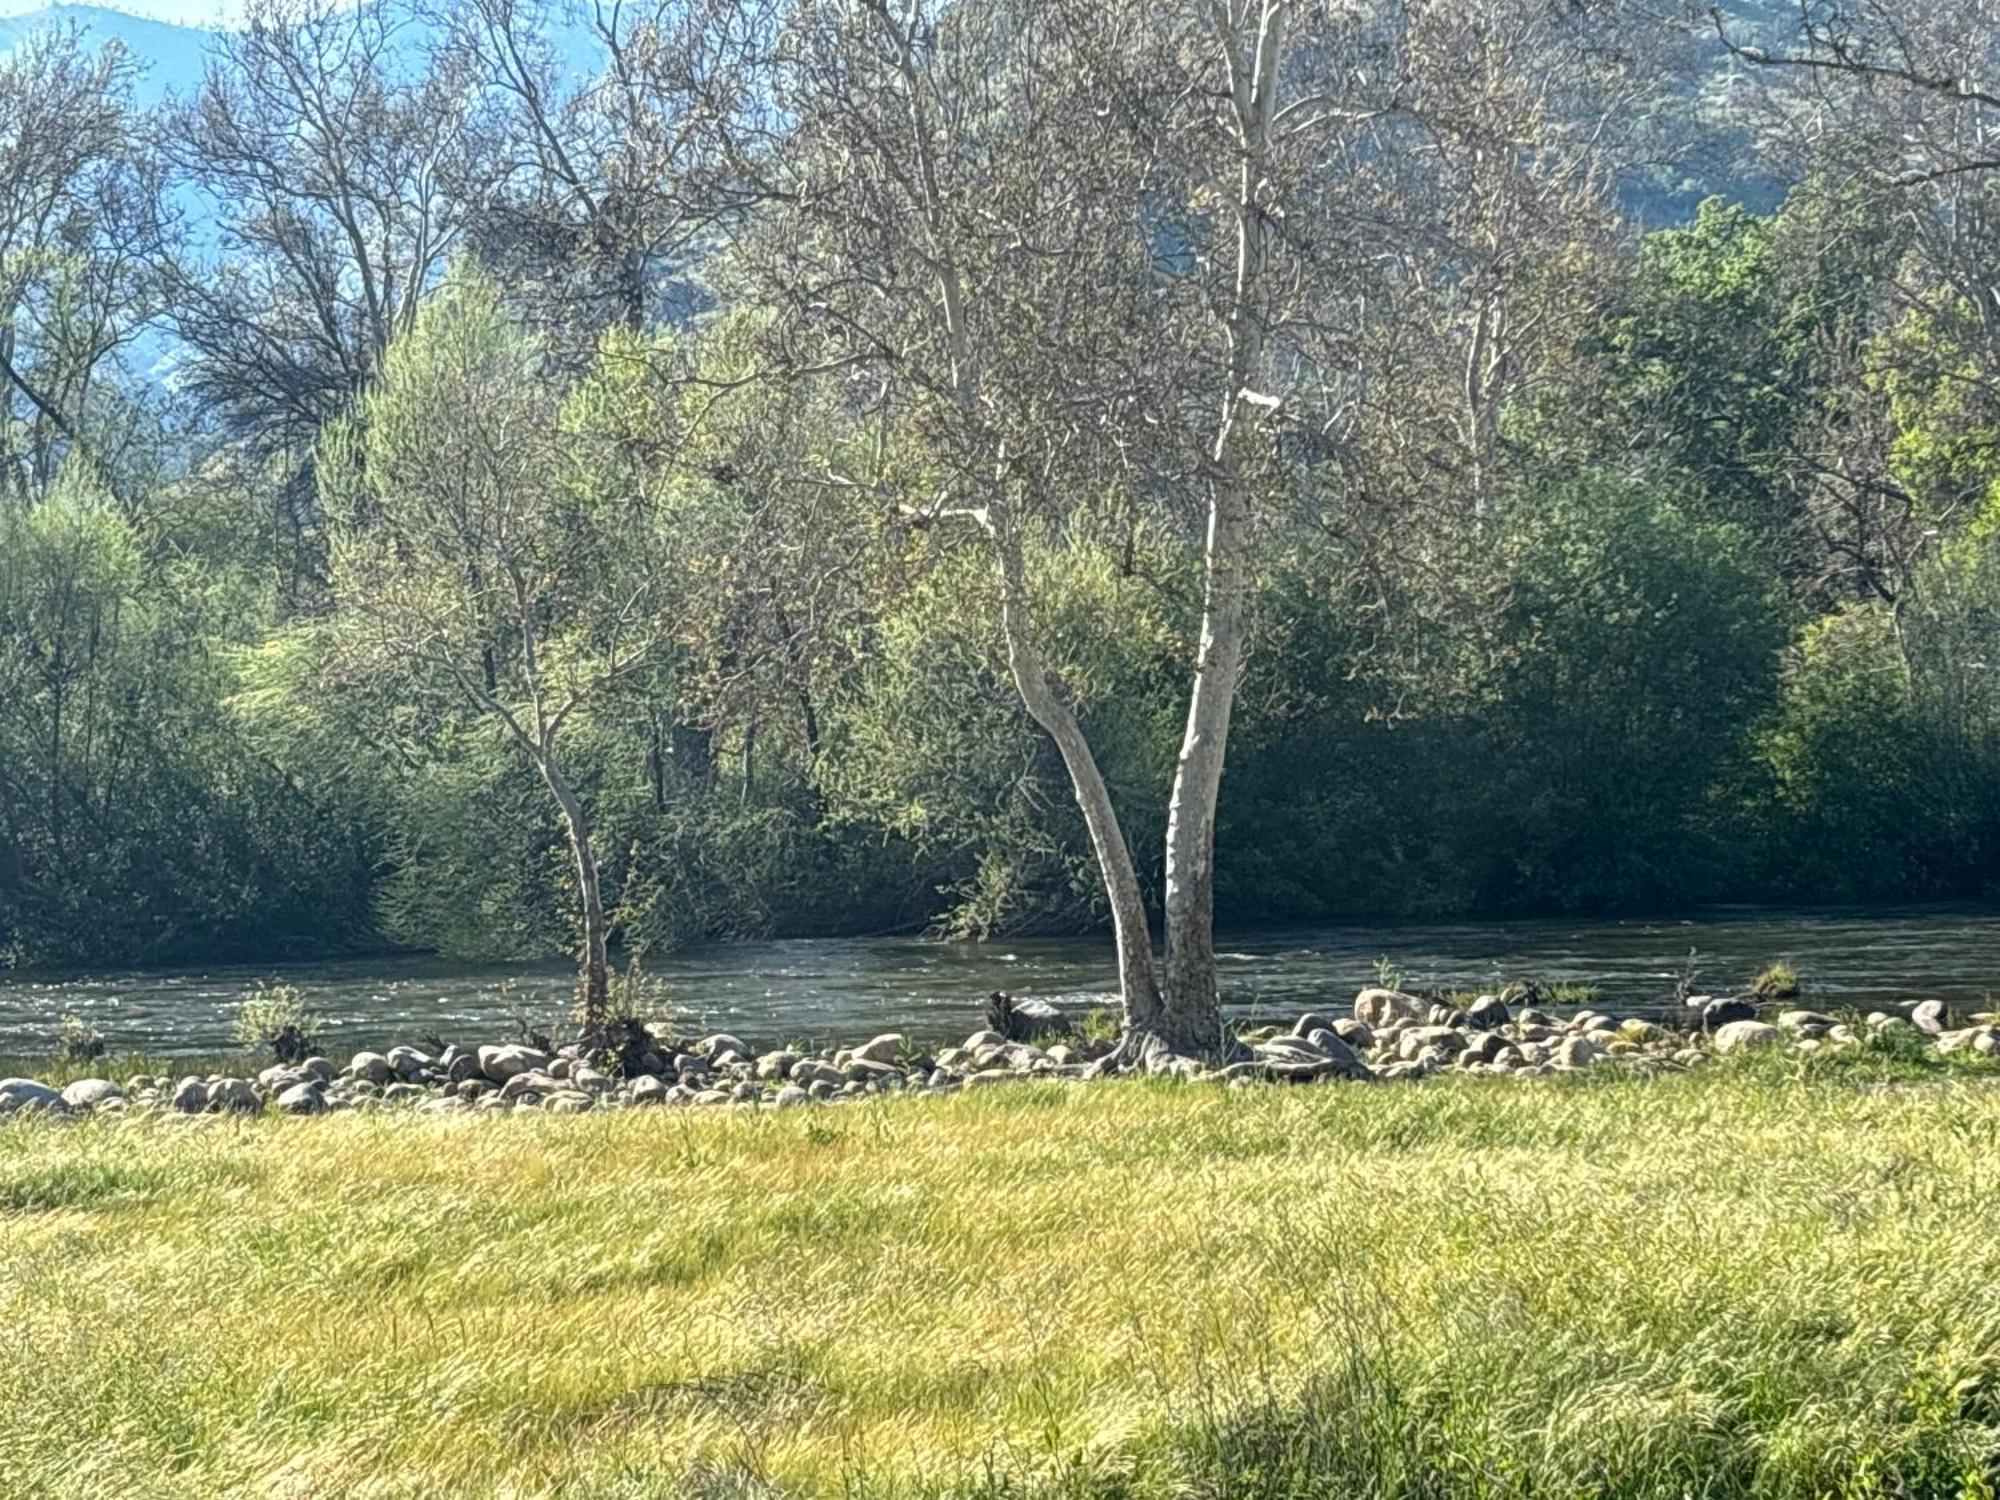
xmin=7 ymin=982 xmax=1998 ymax=1120
xmin=3 ymin=1063 xmax=1999 ymax=1498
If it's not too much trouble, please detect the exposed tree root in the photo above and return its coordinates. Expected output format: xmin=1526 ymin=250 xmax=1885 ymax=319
xmin=1088 ymin=1026 xmax=1251 ymax=1078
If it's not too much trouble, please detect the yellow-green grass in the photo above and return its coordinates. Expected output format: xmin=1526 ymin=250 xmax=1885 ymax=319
xmin=2 ymin=1065 xmax=1999 ymax=1499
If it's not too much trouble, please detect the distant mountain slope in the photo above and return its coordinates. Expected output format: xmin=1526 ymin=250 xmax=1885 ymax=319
xmin=0 ymin=3 xmax=216 ymax=103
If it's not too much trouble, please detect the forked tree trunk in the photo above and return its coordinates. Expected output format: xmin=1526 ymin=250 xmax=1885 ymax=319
xmin=876 ymin=0 xmax=1289 ymax=1061
xmin=880 ymin=0 xmax=1170 ymax=1034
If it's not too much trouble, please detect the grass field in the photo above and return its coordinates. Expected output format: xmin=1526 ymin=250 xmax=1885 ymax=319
xmin=2 ymin=1055 xmax=1999 ymax=1498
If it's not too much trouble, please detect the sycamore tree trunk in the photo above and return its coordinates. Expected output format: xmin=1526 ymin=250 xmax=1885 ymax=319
xmin=875 ymin=0 xmax=1288 ymax=1063
xmin=1154 ymin=0 xmax=1288 ymax=1058
xmin=990 ymin=499 xmax=1165 ymax=1030
xmin=878 ymin=1 xmax=1171 ymax=1035
xmin=1157 ymin=484 xmax=1250 ymax=1055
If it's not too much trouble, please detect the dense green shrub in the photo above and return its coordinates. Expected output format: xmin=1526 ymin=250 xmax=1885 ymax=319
xmin=1468 ymin=475 xmax=1787 ymax=909
xmin=0 ymin=479 xmax=376 ymax=969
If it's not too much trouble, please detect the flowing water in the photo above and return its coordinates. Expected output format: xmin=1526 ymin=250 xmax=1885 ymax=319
xmin=3 ymin=906 xmax=1996 ymax=1059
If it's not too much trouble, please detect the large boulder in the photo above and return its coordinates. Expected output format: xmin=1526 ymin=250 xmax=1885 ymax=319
xmin=437 ymin=1046 xmax=479 ymax=1084
xmin=1462 ymin=1031 xmax=1517 ymax=1067
xmin=754 ymin=1050 xmax=800 ymax=1081
xmin=205 ymin=1078 xmax=260 ymax=1113
xmin=384 ymin=1046 xmax=431 ymax=1081
xmin=1297 ymin=1028 xmax=1366 ymax=1071
xmin=1553 ymin=1035 xmax=1600 ymax=1070
xmin=498 ymin=1070 xmax=559 ymax=1102
xmin=60 ymin=1078 xmax=123 ymax=1111
xmin=628 ymin=1075 xmax=668 ymax=1105
xmin=853 ymin=1033 xmax=908 ymax=1066
xmin=477 ymin=1044 xmax=550 ymax=1084
xmin=0 ymin=1078 xmax=67 ymax=1115
xmin=1911 ymin=999 xmax=1951 ymax=1036
xmin=1713 ymin=1019 xmax=1782 ymax=1055
xmin=1331 ymin=1017 xmax=1375 ymax=1050
xmin=1248 ymin=1023 xmax=1374 ymax=1081
xmin=347 ymin=1051 xmax=393 ymax=1086
xmin=1401 ymin=1024 xmax=1469 ymax=1055
xmin=1465 ymin=995 xmax=1511 ymax=1031
xmin=846 ymin=1057 xmax=906 ymax=1086
xmin=169 ymin=1076 xmax=209 ymax=1113
xmin=275 ymin=1081 xmax=327 ymax=1115
xmin=1353 ymin=988 xmax=1428 ymax=1028
xmin=791 ymin=1059 xmax=845 ymax=1089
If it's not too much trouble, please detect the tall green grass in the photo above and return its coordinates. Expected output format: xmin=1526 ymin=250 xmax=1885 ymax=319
xmin=0 ymin=1068 xmax=1996 ymax=1497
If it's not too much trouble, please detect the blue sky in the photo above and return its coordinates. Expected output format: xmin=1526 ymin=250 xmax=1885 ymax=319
xmin=0 ymin=0 xmax=236 ymax=23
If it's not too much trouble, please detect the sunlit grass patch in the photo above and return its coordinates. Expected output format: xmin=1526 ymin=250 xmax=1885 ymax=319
xmin=0 ymin=1070 xmax=1997 ymax=1497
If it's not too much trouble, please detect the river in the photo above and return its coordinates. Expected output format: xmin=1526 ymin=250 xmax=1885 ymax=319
xmin=2 ymin=906 xmax=1995 ymax=1058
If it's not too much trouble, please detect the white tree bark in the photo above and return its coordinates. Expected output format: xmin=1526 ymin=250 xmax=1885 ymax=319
xmin=1157 ymin=0 xmax=1289 ymax=1054
xmin=872 ymin=0 xmax=1168 ymax=1028
xmin=989 ymin=498 xmax=1166 ymax=1031
xmin=858 ymin=0 xmax=1301 ymax=1060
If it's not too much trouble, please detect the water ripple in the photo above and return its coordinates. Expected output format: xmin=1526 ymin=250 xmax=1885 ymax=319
xmin=3 ymin=905 xmax=1994 ymax=1056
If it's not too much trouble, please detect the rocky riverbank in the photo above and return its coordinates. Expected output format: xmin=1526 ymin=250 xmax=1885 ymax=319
xmin=4 ymin=987 xmax=1996 ymax=1120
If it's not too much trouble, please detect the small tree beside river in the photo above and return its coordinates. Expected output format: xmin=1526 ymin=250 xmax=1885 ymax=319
xmin=318 ymin=273 xmax=675 ymax=1035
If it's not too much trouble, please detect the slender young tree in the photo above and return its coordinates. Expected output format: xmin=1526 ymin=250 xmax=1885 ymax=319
xmin=320 ymin=272 xmax=673 ymax=1033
